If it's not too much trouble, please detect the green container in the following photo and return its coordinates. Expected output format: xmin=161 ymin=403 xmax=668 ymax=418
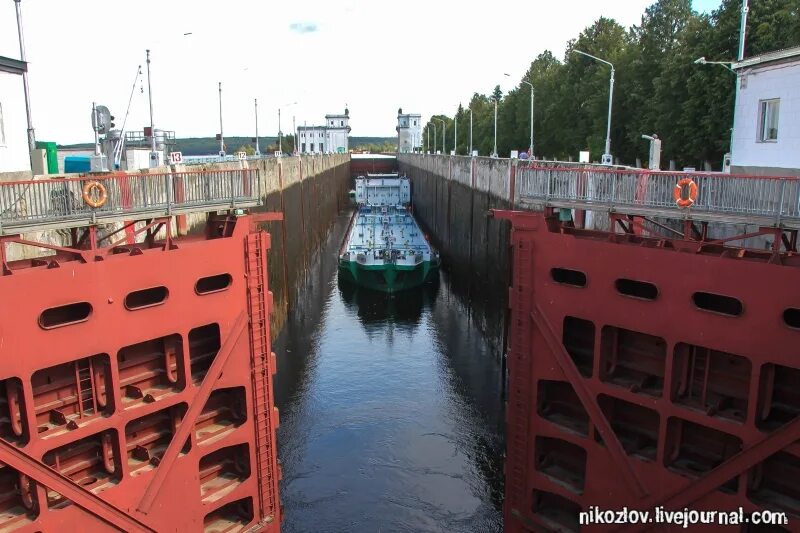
xmin=35 ymin=141 xmax=58 ymax=174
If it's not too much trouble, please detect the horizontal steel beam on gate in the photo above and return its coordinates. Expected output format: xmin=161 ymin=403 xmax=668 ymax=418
xmin=0 ymin=169 xmax=262 ymax=235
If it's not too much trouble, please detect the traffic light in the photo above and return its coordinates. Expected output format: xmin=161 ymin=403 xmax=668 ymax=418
xmin=91 ymin=105 xmax=115 ymax=134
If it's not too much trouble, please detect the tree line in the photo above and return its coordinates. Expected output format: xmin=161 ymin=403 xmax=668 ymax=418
xmin=423 ymin=0 xmax=800 ymax=169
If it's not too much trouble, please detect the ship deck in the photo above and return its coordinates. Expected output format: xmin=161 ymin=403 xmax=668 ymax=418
xmin=341 ymin=206 xmax=435 ymax=267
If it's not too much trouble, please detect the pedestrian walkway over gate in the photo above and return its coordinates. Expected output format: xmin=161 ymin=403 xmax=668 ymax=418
xmin=0 ymin=169 xmax=261 ymax=235
xmin=515 ymin=165 xmax=800 ymax=229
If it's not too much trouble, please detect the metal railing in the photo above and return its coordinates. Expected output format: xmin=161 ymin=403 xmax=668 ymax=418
xmin=516 ymin=165 xmax=800 ymax=228
xmin=0 ymin=169 xmax=261 ymax=234
xmin=182 ymin=153 xmax=295 ymax=166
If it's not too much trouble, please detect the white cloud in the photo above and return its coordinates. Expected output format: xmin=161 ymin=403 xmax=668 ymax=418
xmin=289 ymin=22 xmax=319 ymax=34
xmin=0 ymin=0 xmax=655 ymax=145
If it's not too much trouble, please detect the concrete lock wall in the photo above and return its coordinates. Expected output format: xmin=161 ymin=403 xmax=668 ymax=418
xmin=166 ymin=154 xmax=351 ymax=337
xmin=399 ymin=153 xmax=516 ymax=357
xmin=398 ymin=154 xmax=785 ymax=348
xmin=2 ymin=154 xmax=351 ymax=339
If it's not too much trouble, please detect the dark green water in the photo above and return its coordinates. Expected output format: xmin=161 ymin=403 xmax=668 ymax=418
xmin=274 ymin=210 xmax=505 ymax=532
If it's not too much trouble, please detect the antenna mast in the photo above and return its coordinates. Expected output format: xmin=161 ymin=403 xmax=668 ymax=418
xmin=114 ymin=65 xmax=143 ymax=169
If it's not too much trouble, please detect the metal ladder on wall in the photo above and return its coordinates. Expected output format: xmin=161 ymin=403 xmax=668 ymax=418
xmin=75 ymin=359 xmax=96 ymax=418
xmin=244 ymin=230 xmax=279 ymax=523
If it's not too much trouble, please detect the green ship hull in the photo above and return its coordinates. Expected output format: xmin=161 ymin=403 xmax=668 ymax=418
xmin=338 ymin=259 xmax=440 ymax=293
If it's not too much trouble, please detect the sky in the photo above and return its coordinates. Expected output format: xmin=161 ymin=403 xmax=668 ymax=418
xmin=0 ymin=0 xmax=722 ymax=144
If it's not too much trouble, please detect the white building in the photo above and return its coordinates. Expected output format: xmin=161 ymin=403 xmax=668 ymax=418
xmin=731 ymin=46 xmax=800 ymax=176
xmin=297 ymin=125 xmax=327 ymax=154
xmin=0 ymin=56 xmax=31 ymax=175
xmin=396 ymin=110 xmax=421 ymax=153
xmin=297 ymin=108 xmax=350 ymax=154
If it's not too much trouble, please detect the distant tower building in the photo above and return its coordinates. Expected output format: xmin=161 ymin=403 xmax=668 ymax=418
xmin=325 ymin=107 xmax=351 ymax=153
xmin=396 ymin=108 xmax=422 ymax=153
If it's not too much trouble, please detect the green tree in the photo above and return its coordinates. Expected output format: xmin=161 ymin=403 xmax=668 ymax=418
xmin=430 ymin=0 xmax=799 ymax=167
xmin=234 ymin=144 xmax=256 ymax=156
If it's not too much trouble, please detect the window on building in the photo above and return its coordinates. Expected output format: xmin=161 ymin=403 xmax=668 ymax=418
xmin=310 ymin=143 xmax=315 ymax=152
xmin=320 ymin=143 xmax=324 ymax=152
xmin=0 ymin=102 xmax=5 ymax=146
xmin=340 ymin=120 xmax=344 ymax=126
xmin=759 ymin=99 xmax=780 ymax=142
xmin=302 ymin=143 xmax=306 ymax=152
xmin=413 ymin=120 xmax=417 ymax=126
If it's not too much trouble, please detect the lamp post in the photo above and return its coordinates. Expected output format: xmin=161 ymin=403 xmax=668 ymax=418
xmin=254 ymin=98 xmax=260 ymax=156
xmin=143 ymin=33 xmax=192 ymax=162
xmin=277 ymin=102 xmax=298 ymax=155
xmin=145 ymin=50 xmax=156 ymax=154
xmin=13 ymin=0 xmax=35 ymax=154
xmin=434 ymin=118 xmax=445 ymax=155
xmin=694 ymin=57 xmax=737 ymax=168
xmin=454 ymin=107 xmax=458 ymax=155
xmin=492 ymin=97 xmax=498 ymax=158
xmin=218 ymin=82 xmax=224 ymax=155
xmin=505 ymin=73 xmax=534 ymax=157
xmin=738 ymin=0 xmax=749 ymax=61
xmin=468 ymin=106 xmax=473 ymax=155
xmin=432 ymin=121 xmax=437 ymax=154
xmin=573 ymin=49 xmax=615 ymax=165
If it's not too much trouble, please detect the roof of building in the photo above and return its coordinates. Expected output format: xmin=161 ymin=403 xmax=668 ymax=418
xmin=398 ymin=113 xmax=422 ymax=118
xmin=0 ymin=56 xmax=27 ymax=75
xmin=733 ymin=45 xmax=800 ymax=70
xmin=297 ymin=125 xmax=326 ymax=130
xmin=325 ymin=113 xmax=348 ymax=118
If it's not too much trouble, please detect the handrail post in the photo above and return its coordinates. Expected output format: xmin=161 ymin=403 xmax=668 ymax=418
xmin=230 ymin=170 xmax=236 ymax=209
xmin=256 ymin=169 xmax=262 ymax=205
xmin=545 ymin=169 xmax=552 ymax=204
xmin=610 ymin=171 xmax=617 ymax=210
xmin=166 ymin=172 xmax=174 ymax=215
xmin=776 ymin=178 xmax=786 ymax=227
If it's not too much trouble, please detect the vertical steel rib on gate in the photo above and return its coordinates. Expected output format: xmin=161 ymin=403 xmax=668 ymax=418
xmin=245 ymin=229 xmax=280 ymax=523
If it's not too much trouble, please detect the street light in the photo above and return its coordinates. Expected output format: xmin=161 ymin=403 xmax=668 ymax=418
xmin=694 ymin=57 xmax=737 ymax=168
xmin=492 ymin=96 xmax=498 ymax=158
xmin=14 ymin=0 xmax=35 ymax=154
xmin=505 ymin=73 xmax=534 ymax=158
xmin=218 ymin=82 xmax=224 ymax=156
xmin=573 ymin=49 xmax=615 ymax=165
xmin=694 ymin=56 xmax=736 ymax=73
xmin=278 ymin=102 xmax=298 ymax=155
xmin=254 ymin=98 xmax=260 ymax=156
xmin=434 ymin=118 xmax=445 ymax=155
xmin=467 ymin=106 xmax=473 ymax=155
xmin=144 ymin=33 xmax=193 ymax=164
xmin=454 ymin=107 xmax=458 ymax=155
xmin=145 ymin=50 xmax=156 ymax=155
xmin=431 ymin=121 xmax=437 ymax=154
